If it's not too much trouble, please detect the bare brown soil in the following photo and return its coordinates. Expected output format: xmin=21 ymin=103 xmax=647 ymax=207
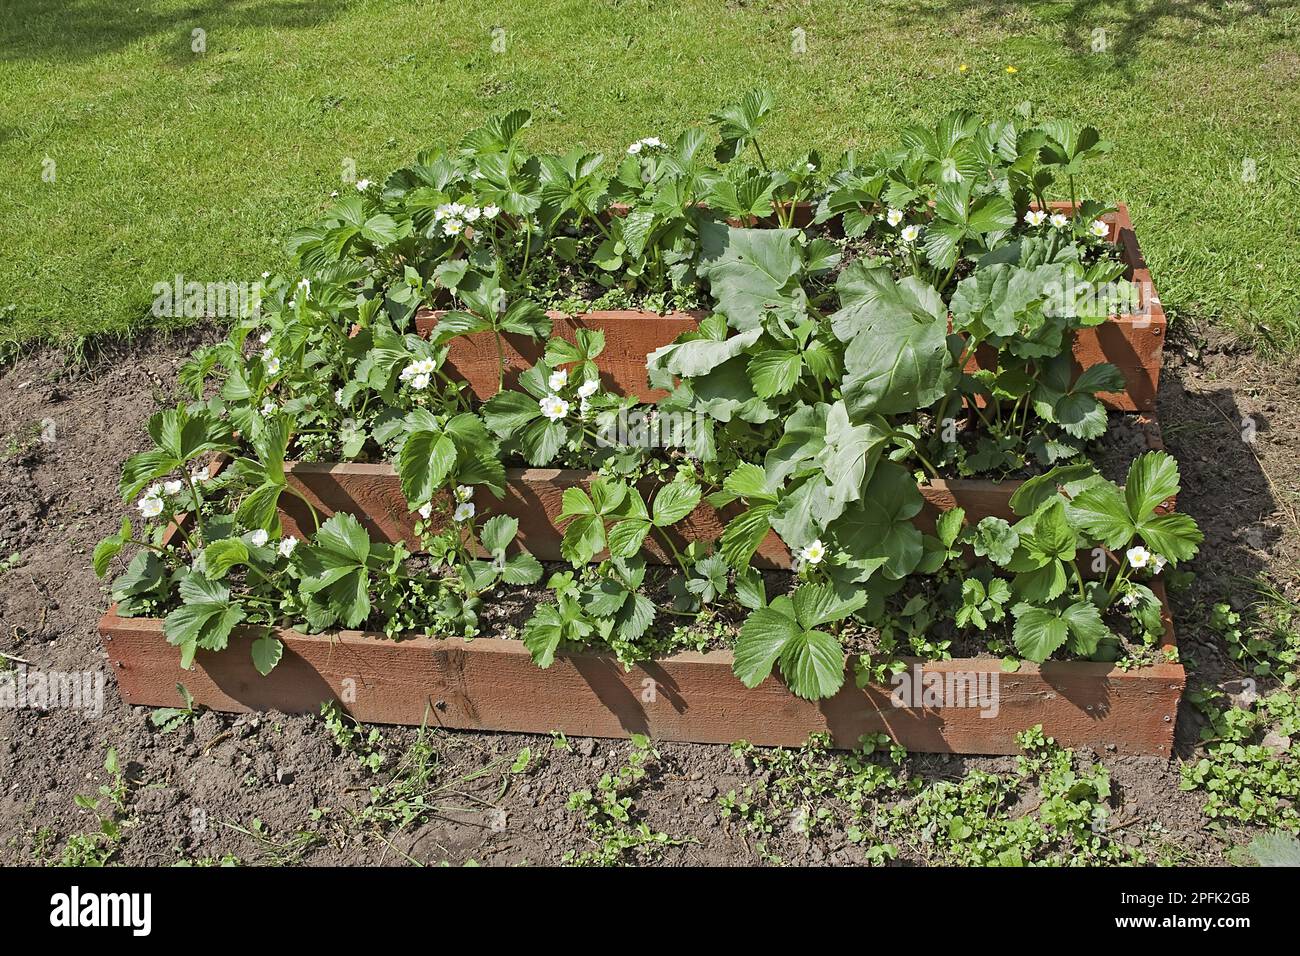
xmin=0 ymin=321 xmax=1295 ymax=866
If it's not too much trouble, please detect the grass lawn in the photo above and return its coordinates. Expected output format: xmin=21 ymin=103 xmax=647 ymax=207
xmin=2 ymin=0 xmax=1298 ymax=353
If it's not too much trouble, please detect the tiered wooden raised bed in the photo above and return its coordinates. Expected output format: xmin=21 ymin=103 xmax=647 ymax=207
xmin=98 ymin=201 xmax=1184 ymax=755
xmin=98 ymin=577 xmax=1183 ymax=756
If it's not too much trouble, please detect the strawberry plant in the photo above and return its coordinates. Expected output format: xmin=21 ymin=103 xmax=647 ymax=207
xmin=98 ymin=93 xmax=1195 ymax=711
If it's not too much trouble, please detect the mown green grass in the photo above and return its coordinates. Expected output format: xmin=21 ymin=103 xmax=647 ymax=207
xmin=2 ymin=0 xmax=1298 ymax=353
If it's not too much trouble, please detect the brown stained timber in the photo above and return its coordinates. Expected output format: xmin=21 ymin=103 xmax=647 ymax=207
xmin=278 ymin=417 xmax=1170 ymax=568
xmin=98 ymin=581 xmax=1182 ymax=756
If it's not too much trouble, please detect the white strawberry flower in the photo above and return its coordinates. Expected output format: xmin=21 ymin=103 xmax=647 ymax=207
xmin=442 ymin=218 xmax=464 ymax=237
xmin=1119 ymin=591 xmax=1139 ymax=608
xmin=464 ymin=206 xmax=482 ymax=222
xmin=259 ymin=330 xmax=273 ymax=344
xmin=249 ymin=529 xmax=270 ymax=548
xmin=163 ymin=479 xmax=184 ymax=496
xmin=900 ymin=224 xmax=921 ymax=244
xmin=355 ymin=179 xmax=371 ymax=191
xmin=539 ymin=394 xmax=569 ymax=422
xmin=261 ymin=399 xmax=276 ymax=416
xmin=418 ymin=502 xmax=433 ymax=520
xmin=1089 ymin=219 xmax=1109 ymax=239
xmin=886 ymin=208 xmax=904 ymax=227
xmin=278 ymin=536 xmax=298 ymax=558
xmin=577 ymin=377 xmax=599 ymax=399
xmin=453 ymin=502 xmax=476 ymax=523
xmin=411 ymin=372 xmax=431 ymax=391
xmin=482 ymin=204 xmax=500 ymax=219
xmin=262 ymin=350 xmax=281 ymax=376
xmin=548 ymin=367 xmax=569 ymax=390
xmin=628 ymin=136 xmax=664 ymax=155
xmin=1024 ymin=209 xmax=1047 ymax=226
xmin=1126 ymin=545 xmax=1152 ymax=569
xmin=137 ymin=493 xmax=165 ymax=519
xmin=1050 ymin=212 xmax=1069 ymax=229
xmin=797 ymin=539 xmax=828 ymax=565
xmin=287 ymin=299 xmax=296 ymax=309
xmin=190 ymin=466 xmax=209 ymax=484
xmin=455 ymin=485 xmax=473 ymax=503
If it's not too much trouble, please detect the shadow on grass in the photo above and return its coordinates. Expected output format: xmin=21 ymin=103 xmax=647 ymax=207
xmin=873 ymin=0 xmax=1298 ymax=71
xmin=0 ymin=0 xmax=349 ymax=63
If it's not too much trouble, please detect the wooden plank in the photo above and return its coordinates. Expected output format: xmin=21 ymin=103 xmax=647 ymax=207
xmin=97 ymin=582 xmax=1183 ymax=756
xmin=280 ymin=417 xmax=1170 ymax=566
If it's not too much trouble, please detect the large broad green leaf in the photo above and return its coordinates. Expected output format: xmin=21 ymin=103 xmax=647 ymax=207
xmin=733 ymin=586 xmax=853 ymax=700
xmin=647 ymin=326 xmax=762 ymax=378
xmin=234 ymin=415 xmax=292 ymax=534
xmin=765 ymin=402 xmax=890 ymax=546
xmin=297 ymin=512 xmax=374 ymax=629
xmin=833 ymin=267 xmax=953 ymax=416
xmin=1125 ymin=451 xmax=1181 ymax=519
xmin=164 ymin=572 xmax=246 ymax=658
xmin=778 ymin=629 xmax=846 ymax=700
xmin=1060 ymin=600 xmax=1111 ymax=657
xmin=1011 ymin=604 xmax=1069 ymax=663
xmin=682 ymin=355 xmax=777 ymax=425
xmin=251 ymin=635 xmax=284 ymax=676
xmin=120 ymin=405 xmax=233 ymax=500
xmin=1067 ymin=451 xmax=1201 ymax=563
xmin=826 ymin=462 xmax=924 ymax=580
xmin=711 ymin=88 xmax=774 ymax=163
xmin=791 ymin=583 xmax=867 ymax=629
xmin=733 ymin=598 xmax=801 ymax=688
xmin=697 ymin=223 xmax=805 ymax=330
xmin=652 ymin=481 xmax=702 ymax=527
xmin=949 ymin=263 xmax=1063 ymax=340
